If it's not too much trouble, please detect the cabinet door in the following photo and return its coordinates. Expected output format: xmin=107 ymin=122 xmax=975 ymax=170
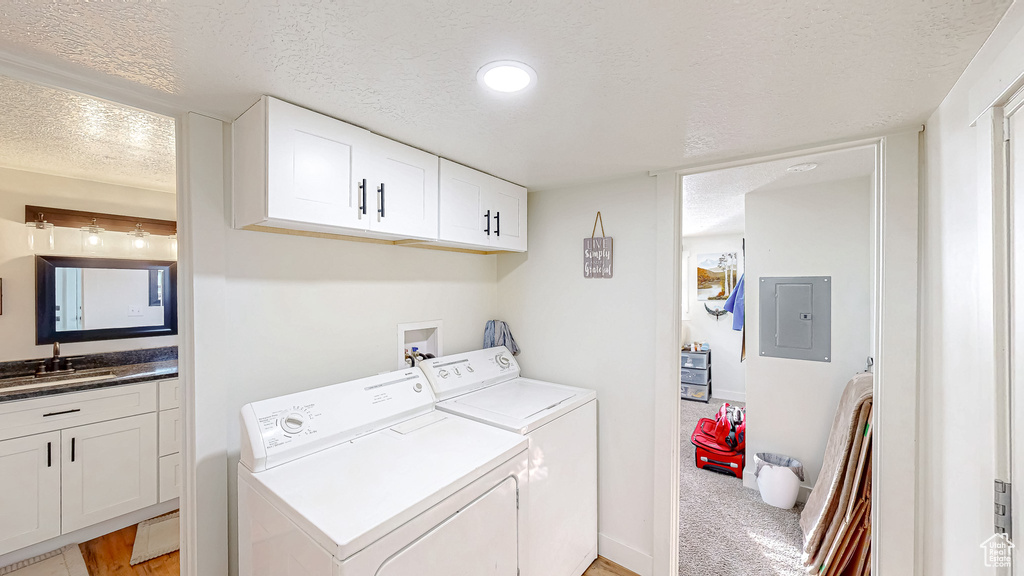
xmin=438 ymin=159 xmax=490 ymax=246
xmin=488 ymin=179 xmax=528 ymax=252
xmin=365 ymin=134 xmax=439 ymax=240
xmin=267 ymin=97 xmax=373 ymax=230
xmin=61 ymin=413 xmax=158 ymax=533
xmin=0 ymin=432 xmax=60 ymax=556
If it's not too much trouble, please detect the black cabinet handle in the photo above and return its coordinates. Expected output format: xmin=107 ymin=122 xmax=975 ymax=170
xmin=378 ymin=183 xmax=386 ymax=218
xmin=43 ymin=408 xmax=80 ymax=418
xmin=71 ymin=437 xmax=76 ymax=463
xmin=495 ymin=212 xmax=500 ymax=237
xmin=358 ymin=179 xmax=367 ymax=215
xmin=484 ymin=210 xmax=491 ymax=235
xmin=47 ymin=442 xmax=51 ymax=468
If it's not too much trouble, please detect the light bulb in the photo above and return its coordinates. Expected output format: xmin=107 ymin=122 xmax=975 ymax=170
xmin=89 ymin=234 xmax=99 ymax=246
xmin=134 ymin=237 xmax=146 ymax=249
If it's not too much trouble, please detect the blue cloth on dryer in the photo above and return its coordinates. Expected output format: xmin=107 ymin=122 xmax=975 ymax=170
xmin=484 ymin=320 xmax=520 ymax=355
xmin=723 ymin=274 xmax=745 ymax=332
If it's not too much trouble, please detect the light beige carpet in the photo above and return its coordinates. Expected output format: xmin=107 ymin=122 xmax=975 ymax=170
xmin=0 ymin=546 xmax=88 ymax=576
xmin=678 ymin=399 xmax=805 ymax=576
xmin=130 ymin=512 xmax=180 ymax=565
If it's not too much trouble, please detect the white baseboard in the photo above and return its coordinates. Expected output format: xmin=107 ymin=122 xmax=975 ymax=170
xmin=711 ymin=390 xmax=746 ymax=403
xmin=742 ymin=468 xmax=811 ymax=503
xmin=0 ymin=499 xmax=178 ymax=568
xmin=598 ymin=533 xmax=652 ymax=576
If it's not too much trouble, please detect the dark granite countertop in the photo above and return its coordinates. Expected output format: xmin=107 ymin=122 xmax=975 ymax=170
xmin=0 ymin=360 xmax=178 ymax=403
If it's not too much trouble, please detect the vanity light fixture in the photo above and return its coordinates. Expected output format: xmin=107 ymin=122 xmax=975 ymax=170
xmin=80 ymin=219 xmax=106 ymax=254
xmin=786 ymin=162 xmax=818 ymax=173
xmin=478 ymin=60 xmax=536 ymax=93
xmin=128 ymin=223 xmax=151 ymax=254
xmin=26 ymin=212 xmax=55 ymax=252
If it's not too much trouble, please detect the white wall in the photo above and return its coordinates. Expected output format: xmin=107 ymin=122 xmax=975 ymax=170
xmin=0 ymin=167 xmax=177 ymax=361
xmin=182 ymin=116 xmax=504 ymax=576
xmin=81 ymin=268 xmax=164 ymax=329
xmin=919 ymin=4 xmax=1024 ymax=574
xmin=681 ymin=234 xmax=745 ymax=401
xmin=743 ymin=176 xmax=872 ymax=492
xmin=497 ymin=174 xmax=657 ymax=575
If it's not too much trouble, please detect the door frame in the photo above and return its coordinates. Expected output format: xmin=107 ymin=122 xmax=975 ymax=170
xmin=0 ymin=56 xmax=203 ymax=575
xmin=651 ymin=131 xmax=921 ymax=576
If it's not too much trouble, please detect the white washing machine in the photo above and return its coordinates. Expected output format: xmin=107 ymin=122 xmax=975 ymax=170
xmin=237 ymin=367 xmax=529 ymax=576
xmin=419 ymin=347 xmax=598 ymax=576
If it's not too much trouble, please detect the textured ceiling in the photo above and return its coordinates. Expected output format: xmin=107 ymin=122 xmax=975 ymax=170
xmin=0 ymin=75 xmax=176 ymax=192
xmin=0 ymin=0 xmax=1010 ymax=189
xmin=682 ymin=146 xmax=875 ymax=237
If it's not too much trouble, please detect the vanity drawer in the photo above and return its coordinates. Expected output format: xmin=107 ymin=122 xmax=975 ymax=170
xmin=680 ymin=367 xmax=710 ymax=385
xmin=0 ymin=383 xmax=157 ymax=442
xmin=159 ymin=408 xmax=181 ymax=456
xmin=159 ymin=453 xmax=182 ymax=503
xmin=159 ymin=379 xmax=181 ymax=410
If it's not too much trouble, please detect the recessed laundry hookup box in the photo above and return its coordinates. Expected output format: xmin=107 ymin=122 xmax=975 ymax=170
xmin=758 ymin=276 xmax=831 ymax=362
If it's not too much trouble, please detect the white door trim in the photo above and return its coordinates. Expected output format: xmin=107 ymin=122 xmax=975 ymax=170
xmin=652 ymin=132 xmax=921 ymax=576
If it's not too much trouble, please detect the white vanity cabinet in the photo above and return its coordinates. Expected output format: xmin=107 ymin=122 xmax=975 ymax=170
xmin=0 ymin=432 xmax=61 ymax=556
xmin=0 ymin=379 xmax=175 ymax=556
xmin=438 ymin=159 xmax=527 ymax=252
xmin=233 ymin=96 xmax=439 ymax=241
xmin=60 ymin=413 xmax=158 ymax=533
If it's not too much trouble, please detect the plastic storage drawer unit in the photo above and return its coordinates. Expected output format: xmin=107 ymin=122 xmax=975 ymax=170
xmin=681 ymin=383 xmax=709 ymax=402
xmin=680 ymin=351 xmax=709 ymax=370
xmin=680 ymin=367 xmax=710 ymax=385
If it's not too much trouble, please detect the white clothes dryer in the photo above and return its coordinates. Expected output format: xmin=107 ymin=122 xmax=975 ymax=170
xmin=419 ymin=347 xmax=597 ymax=576
xmin=237 ymin=367 xmax=528 ymax=576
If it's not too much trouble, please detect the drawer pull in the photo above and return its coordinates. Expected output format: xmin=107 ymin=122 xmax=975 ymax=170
xmin=71 ymin=437 xmax=76 ymax=462
xmin=47 ymin=442 xmax=52 ymax=468
xmin=43 ymin=408 xmax=81 ymax=417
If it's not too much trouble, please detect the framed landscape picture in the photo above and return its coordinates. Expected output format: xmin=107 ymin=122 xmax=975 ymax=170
xmin=697 ymin=252 xmax=738 ymax=303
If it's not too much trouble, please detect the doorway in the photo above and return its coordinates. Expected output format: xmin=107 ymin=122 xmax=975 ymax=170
xmin=0 ymin=74 xmax=182 ymax=576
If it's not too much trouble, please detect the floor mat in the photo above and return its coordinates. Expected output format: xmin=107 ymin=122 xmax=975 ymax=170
xmin=130 ymin=512 xmax=180 ymax=565
xmin=679 ymin=399 xmax=805 ymax=576
xmin=0 ymin=546 xmax=88 ymax=576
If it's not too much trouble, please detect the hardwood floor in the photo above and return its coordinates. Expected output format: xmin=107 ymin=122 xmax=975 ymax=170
xmin=76 ymin=530 xmax=622 ymax=576
xmin=583 ymin=556 xmax=641 ymax=576
xmin=78 ymin=524 xmax=178 ymax=576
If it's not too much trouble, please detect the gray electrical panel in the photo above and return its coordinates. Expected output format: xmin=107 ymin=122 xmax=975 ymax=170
xmin=759 ymin=276 xmax=831 ymax=362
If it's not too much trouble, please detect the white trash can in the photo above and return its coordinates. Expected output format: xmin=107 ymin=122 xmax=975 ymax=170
xmin=754 ymin=453 xmax=804 ymax=509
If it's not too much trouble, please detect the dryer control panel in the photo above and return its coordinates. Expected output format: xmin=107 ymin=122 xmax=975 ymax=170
xmin=420 ymin=346 xmax=521 ymax=401
xmin=239 ymin=368 xmax=435 ymax=472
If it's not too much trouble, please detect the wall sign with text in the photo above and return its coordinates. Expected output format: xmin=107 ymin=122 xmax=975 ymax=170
xmin=584 ymin=212 xmax=613 ymax=278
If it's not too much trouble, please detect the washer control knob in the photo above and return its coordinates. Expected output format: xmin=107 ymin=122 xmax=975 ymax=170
xmin=496 ymin=354 xmax=511 ymax=369
xmin=438 ymin=369 xmax=450 ymax=379
xmin=281 ymin=413 xmax=305 ymax=434
xmin=413 ymin=382 xmax=423 ymax=392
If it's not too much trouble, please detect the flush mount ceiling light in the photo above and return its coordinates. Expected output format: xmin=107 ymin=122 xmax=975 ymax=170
xmin=786 ymin=162 xmax=818 ymax=173
xmin=478 ymin=61 xmax=536 ymax=93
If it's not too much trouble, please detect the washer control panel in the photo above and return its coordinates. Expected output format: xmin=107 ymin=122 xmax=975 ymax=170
xmin=420 ymin=346 xmax=520 ymax=400
xmin=240 ymin=369 xmax=435 ymax=471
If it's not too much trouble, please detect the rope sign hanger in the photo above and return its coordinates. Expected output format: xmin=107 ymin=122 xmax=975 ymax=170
xmin=591 ymin=211 xmax=605 ymax=239
xmin=584 ymin=211 xmax=613 ymax=278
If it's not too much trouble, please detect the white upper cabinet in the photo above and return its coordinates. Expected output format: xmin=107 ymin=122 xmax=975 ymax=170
xmin=363 ymin=133 xmax=439 ymax=239
xmin=233 ymin=96 xmax=438 ymax=241
xmin=439 ymin=159 xmax=527 ymax=252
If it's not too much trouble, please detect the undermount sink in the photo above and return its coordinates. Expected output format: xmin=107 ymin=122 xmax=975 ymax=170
xmin=0 ymin=371 xmax=117 ymax=393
